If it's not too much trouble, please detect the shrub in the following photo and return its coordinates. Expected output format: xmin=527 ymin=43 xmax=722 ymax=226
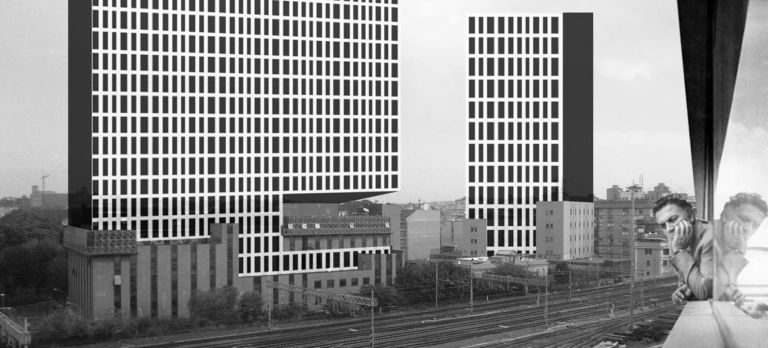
xmin=238 ymin=291 xmax=264 ymax=323
xmin=35 ymin=307 xmax=89 ymax=341
xmin=188 ymin=286 xmax=240 ymax=325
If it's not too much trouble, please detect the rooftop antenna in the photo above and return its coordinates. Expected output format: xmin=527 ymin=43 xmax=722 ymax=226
xmin=41 ymin=174 xmax=50 ymax=206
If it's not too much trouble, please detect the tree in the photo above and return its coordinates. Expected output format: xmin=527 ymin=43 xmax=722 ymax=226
xmin=553 ymin=261 xmax=570 ymax=285
xmin=359 ymin=284 xmax=401 ymax=307
xmin=237 ymin=291 xmax=264 ymax=323
xmin=492 ymin=263 xmax=536 ymax=278
xmin=0 ymin=208 xmax=66 ymax=248
xmin=188 ymin=286 xmax=240 ymax=325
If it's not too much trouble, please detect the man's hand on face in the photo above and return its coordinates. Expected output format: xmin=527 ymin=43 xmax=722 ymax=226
xmin=667 ymin=219 xmax=692 ymax=253
xmin=724 ymin=220 xmax=747 ymax=253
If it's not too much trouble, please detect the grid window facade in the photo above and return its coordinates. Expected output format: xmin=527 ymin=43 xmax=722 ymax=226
xmin=466 ymin=15 xmax=562 ymax=255
xmin=82 ymin=0 xmax=399 ymax=276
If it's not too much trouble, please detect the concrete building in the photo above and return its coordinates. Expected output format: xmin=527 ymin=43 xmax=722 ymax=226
xmin=595 ymin=199 xmax=661 ymax=260
xmin=30 ymin=186 xmax=68 ymax=210
xmin=440 ymin=219 xmax=487 ymax=257
xmin=466 ymin=13 xmax=594 ymax=256
xmin=65 ymin=213 xmax=401 ymax=320
xmin=403 ymin=210 xmax=441 ymax=261
xmin=381 ymin=204 xmax=403 ymax=254
xmin=489 ymin=252 xmax=548 ymax=277
xmin=645 ymin=183 xmax=671 ymax=202
xmin=535 ymin=201 xmax=594 ymax=260
xmin=635 ymin=234 xmax=671 ymax=277
xmin=606 ymin=185 xmax=623 ymax=201
xmin=605 ymin=183 xmax=676 ymax=202
xmin=68 ymin=0 xmax=400 ymax=319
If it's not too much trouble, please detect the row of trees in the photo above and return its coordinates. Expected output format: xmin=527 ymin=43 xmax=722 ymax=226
xmin=361 ymin=260 xmax=627 ymax=308
xmin=0 ymin=208 xmax=68 ymax=306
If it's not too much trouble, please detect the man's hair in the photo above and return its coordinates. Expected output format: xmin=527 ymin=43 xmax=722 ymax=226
xmin=652 ymin=193 xmax=695 ymax=220
xmin=721 ymin=192 xmax=768 ymax=218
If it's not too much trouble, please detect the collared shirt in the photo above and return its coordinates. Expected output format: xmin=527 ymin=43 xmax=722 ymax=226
xmin=670 ymin=220 xmax=713 ymax=300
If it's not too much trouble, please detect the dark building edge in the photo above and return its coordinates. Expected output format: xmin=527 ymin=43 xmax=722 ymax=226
xmin=562 ymin=13 xmax=594 ymax=203
xmin=69 ymin=0 xmax=93 ymax=228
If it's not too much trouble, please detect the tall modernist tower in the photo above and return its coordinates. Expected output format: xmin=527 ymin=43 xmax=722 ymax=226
xmin=70 ymin=0 xmax=400 ymax=278
xmin=466 ymin=13 xmax=592 ymax=256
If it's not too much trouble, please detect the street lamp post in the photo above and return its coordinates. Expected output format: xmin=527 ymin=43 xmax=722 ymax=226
xmin=1 ymin=293 xmax=4 ymax=309
xmin=469 ymin=261 xmax=474 ymax=315
xmin=435 ymin=260 xmax=439 ymax=309
xmin=545 ymin=276 xmax=549 ymax=329
xmin=628 ymin=187 xmax=636 ymax=331
xmin=370 ymin=288 xmax=375 ymax=347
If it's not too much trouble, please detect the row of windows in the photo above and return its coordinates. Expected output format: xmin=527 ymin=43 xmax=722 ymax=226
xmin=238 ymin=248 xmax=389 ymax=274
xmin=469 ymin=37 xmax=559 ymax=56
xmin=92 ymin=114 xmax=398 ymax=135
xmin=92 ymin=156 xmax=397 ymax=181
xmin=469 ymin=58 xmax=558 ymax=79
xmin=469 ymin=16 xmax=559 ymax=35
xmin=468 ymin=184 xmax=558 ymax=206
xmin=94 ymin=33 xmax=398 ymax=61
xmin=93 ymin=195 xmax=396 ymax=240
xmin=470 ymin=206 xmax=540 ymax=228
xmin=94 ymin=55 xmax=398 ymax=80
xmin=94 ymin=9 xmax=398 ymax=39
xmin=469 ymin=78 xmax=559 ymax=98
xmin=93 ymin=94 xmax=399 ymax=116
xmin=93 ymin=195 xmax=283 ymax=217
xmin=569 ymin=207 xmax=594 ymax=215
xmin=468 ymin=142 xmax=559 ymax=164
xmin=92 ymin=173 xmax=399 ymax=200
xmin=486 ymin=229 xmax=536 ymax=248
xmin=96 ymin=0 xmax=398 ymax=22
xmin=569 ymin=233 xmax=592 ymax=241
xmin=469 ymin=164 xmax=559 ymax=185
xmin=285 ymin=235 xmax=387 ymax=251
xmin=94 ymin=73 xmax=398 ymax=97
xmin=469 ymin=101 xmax=559 ymax=119
xmin=92 ymin=135 xmax=398 ymax=157
xmin=596 ymin=208 xmax=650 ymax=216
xmin=316 ymin=277 xmax=368 ymax=289
xmin=94 ymin=213 xmax=278 ymax=238
xmin=469 ymin=121 xmax=559 ymax=141
xmin=570 ymin=246 xmax=591 ymax=255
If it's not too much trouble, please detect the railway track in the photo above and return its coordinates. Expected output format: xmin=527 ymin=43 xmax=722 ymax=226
xmin=486 ymin=304 xmax=681 ymax=348
xmin=145 ymin=280 xmax=678 ymax=348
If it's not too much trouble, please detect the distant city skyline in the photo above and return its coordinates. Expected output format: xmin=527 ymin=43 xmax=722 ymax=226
xmin=14 ymin=0 xmax=768 ymax=205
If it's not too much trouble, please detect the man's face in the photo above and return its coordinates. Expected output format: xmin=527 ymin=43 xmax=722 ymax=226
xmin=655 ymin=203 xmax=691 ymax=234
xmin=721 ymin=203 xmax=767 ymax=239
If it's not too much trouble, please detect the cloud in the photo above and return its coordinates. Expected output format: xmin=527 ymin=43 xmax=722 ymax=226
xmin=715 ymin=122 xmax=768 ymax=210
xmin=598 ymin=57 xmax=654 ymax=82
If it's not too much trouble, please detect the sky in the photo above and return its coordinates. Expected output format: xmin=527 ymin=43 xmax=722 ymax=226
xmin=0 ymin=0 xmax=711 ymax=204
xmin=715 ymin=0 xmax=768 ymax=211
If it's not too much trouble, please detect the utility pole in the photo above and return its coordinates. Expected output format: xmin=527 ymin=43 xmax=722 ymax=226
xmin=435 ymin=260 xmax=438 ymax=309
xmin=370 ymin=288 xmax=375 ymax=347
xmin=469 ymin=262 xmax=474 ymax=314
xmin=569 ymin=268 xmax=572 ymax=301
xmin=640 ymin=273 xmax=645 ymax=309
xmin=628 ymin=186 xmax=636 ymax=331
xmin=545 ymin=277 xmax=549 ymax=329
